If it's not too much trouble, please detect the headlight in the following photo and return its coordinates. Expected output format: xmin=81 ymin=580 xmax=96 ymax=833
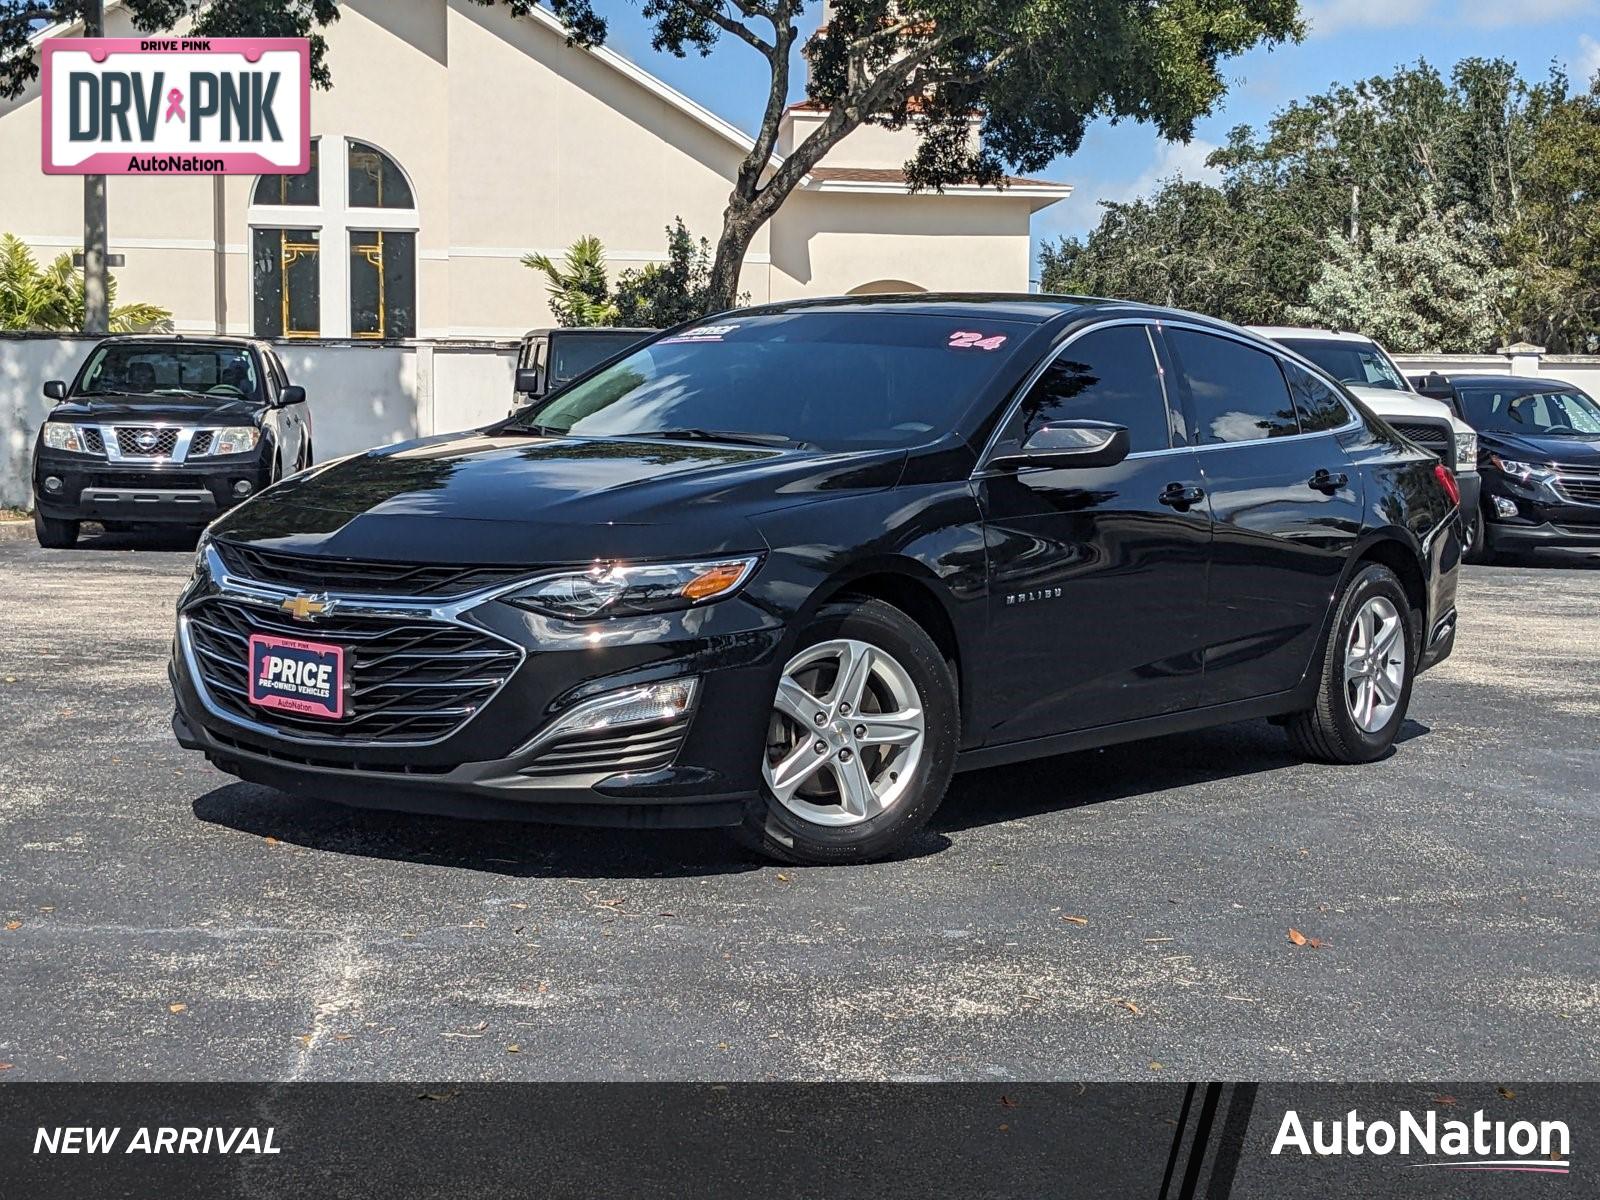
xmin=1454 ymin=430 xmax=1478 ymax=470
xmin=1491 ymin=455 xmax=1555 ymax=484
xmin=188 ymin=532 xmax=214 ymax=587
xmin=212 ymin=427 xmax=260 ymax=455
xmin=507 ymin=556 xmax=760 ymax=620
xmin=42 ymin=422 xmax=88 ymax=453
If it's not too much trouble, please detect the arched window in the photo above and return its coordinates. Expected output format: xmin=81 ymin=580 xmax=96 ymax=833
xmin=249 ymin=137 xmax=418 ymax=340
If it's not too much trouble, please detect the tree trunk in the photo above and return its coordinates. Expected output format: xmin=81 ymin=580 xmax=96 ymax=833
xmin=705 ymin=197 xmax=763 ymax=314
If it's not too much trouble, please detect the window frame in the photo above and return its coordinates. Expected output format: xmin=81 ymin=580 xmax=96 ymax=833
xmin=1161 ymin=326 xmax=1304 ymax=446
xmin=976 ymin=318 xmax=1360 ymax=475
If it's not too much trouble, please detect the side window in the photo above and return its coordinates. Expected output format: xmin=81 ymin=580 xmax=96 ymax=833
xmin=1168 ymin=329 xmax=1300 ymax=444
xmin=1001 ymin=324 xmax=1172 ymax=455
xmin=1282 ymin=361 xmax=1351 ymax=433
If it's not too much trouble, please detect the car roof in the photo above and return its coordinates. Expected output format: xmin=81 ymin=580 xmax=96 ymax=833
xmin=1247 ymin=325 xmax=1379 ymax=345
xmin=726 ymin=293 xmax=1259 ymax=336
xmin=1433 ymin=374 xmax=1577 ymax=393
xmin=520 ymin=327 xmax=655 ymax=339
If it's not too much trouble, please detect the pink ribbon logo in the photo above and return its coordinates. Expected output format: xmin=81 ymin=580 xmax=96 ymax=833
xmin=164 ymin=88 xmax=185 ymax=123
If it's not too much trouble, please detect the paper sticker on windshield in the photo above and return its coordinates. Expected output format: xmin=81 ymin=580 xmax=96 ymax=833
xmin=662 ymin=324 xmax=740 ymax=345
xmin=948 ymin=330 xmax=1009 ymax=351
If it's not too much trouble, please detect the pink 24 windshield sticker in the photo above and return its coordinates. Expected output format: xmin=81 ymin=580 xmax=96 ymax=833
xmin=948 ymin=330 xmax=1009 ymax=351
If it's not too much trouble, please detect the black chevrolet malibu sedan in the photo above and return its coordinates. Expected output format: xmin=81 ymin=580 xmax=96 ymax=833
xmin=171 ymin=297 xmax=1461 ymax=864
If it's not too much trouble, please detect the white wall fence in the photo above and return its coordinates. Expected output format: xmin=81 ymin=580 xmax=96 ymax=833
xmin=5 ymin=334 xmax=1600 ymax=510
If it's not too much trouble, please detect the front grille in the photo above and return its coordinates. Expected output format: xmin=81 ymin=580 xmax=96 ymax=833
xmin=91 ymin=471 xmax=192 ymax=490
xmin=214 ymin=541 xmax=534 ymax=599
xmin=519 ymin=720 xmax=688 ymax=779
xmin=184 ymin=596 xmax=522 ymax=744
xmin=1390 ymin=421 xmax=1453 ymax=467
xmin=115 ymin=426 xmax=178 ymax=458
xmin=82 ymin=428 xmax=105 ymax=454
xmin=1555 ymin=477 xmax=1600 ymax=505
xmin=190 ymin=430 xmax=214 ymax=456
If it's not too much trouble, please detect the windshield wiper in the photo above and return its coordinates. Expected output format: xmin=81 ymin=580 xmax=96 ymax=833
xmin=632 ymin=428 xmax=797 ymax=448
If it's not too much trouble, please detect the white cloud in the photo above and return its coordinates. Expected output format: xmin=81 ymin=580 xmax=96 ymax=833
xmin=1301 ymin=0 xmax=1435 ymax=36
xmin=1577 ymin=33 xmax=1600 ymax=83
xmin=1121 ymin=138 xmax=1223 ymax=202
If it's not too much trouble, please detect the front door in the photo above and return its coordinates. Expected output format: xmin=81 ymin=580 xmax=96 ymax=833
xmin=1159 ymin=328 xmax=1366 ymax=706
xmin=975 ymin=322 xmax=1212 ymax=743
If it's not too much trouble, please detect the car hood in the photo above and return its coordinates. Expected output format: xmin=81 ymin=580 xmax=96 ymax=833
xmin=1480 ymin=430 xmax=1600 ymax=465
xmin=48 ymin=393 xmax=262 ymax=423
xmin=209 ymin=431 xmax=907 ymax=564
xmin=1348 ymin=386 xmax=1474 ymax=437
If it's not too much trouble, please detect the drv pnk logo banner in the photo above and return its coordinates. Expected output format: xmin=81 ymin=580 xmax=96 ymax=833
xmin=41 ymin=38 xmax=309 ymax=175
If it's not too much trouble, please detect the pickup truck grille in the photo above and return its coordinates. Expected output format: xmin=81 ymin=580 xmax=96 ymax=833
xmin=1389 ymin=421 xmax=1455 ymax=469
xmin=214 ymin=541 xmax=533 ymax=599
xmin=183 ymin=597 xmax=522 ymax=745
xmin=115 ymin=426 xmax=180 ymax=458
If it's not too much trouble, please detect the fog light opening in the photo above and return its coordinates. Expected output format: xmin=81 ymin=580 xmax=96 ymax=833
xmin=43 ymin=476 xmax=63 ymax=493
xmin=233 ymin=480 xmax=254 ymax=498
xmin=1492 ymin=496 xmax=1518 ymax=520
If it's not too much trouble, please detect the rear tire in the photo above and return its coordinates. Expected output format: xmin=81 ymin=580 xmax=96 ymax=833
xmin=734 ymin=597 xmax=958 ymax=865
xmin=33 ymin=511 xmax=78 ymax=549
xmin=1284 ymin=563 xmax=1416 ymax=765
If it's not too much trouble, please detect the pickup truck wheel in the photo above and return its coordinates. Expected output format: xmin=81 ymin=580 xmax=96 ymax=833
xmin=735 ymin=598 xmax=957 ymax=865
xmin=1284 ymin=563 xmax=1415 ymax=764
xmin=1463 ymin=502 xmax=1497 ymax=565
xmin=33 ymin=511 xmax=79 ymax=549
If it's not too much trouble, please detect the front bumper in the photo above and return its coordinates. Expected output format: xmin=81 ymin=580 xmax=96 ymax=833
xmin=34 ymin=451 xmax=273 ymax=525
xmin=1480 ymin=472 xmax=1600 ymax=552
xmin=169 ymin=545 xmax=781 ymax=827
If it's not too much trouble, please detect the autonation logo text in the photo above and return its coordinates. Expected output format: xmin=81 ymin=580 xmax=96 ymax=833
xmin=1272 ymin=1107 xmax=1571 ymax=1175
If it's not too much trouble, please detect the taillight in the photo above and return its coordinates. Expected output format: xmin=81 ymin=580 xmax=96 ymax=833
xmin=1433 ymin=462 xmax=1460 ymax=507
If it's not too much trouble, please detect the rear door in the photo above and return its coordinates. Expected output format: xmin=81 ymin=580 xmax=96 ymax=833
xmin=975 ymin=321 xmax=1212 ymax=741
xmin=1160 ymin=327 xmax=1366 ymax=706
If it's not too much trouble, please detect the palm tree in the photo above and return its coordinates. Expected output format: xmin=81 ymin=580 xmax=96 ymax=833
xmin=522 ymin=235 xmax=619 ymax=327
xmin=0 ymin=234 xmax=172 ymax=333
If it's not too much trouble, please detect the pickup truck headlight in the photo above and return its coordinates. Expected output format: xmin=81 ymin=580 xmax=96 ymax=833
xmin=1454 ymin=430 xmax=1478 ymax=471
xmin=506 ymin=556 xmax=760 ymax=620
xmin=211 ymin=427 xmax=261 ymax=455
xmin=42 ymin=422 xmax=90 ymax=453
xmin=1490 ymin=455 xmax=1555 ymax=484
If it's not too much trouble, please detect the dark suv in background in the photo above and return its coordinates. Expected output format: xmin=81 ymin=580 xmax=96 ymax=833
xmin=1414 ymin=372 xmax=1600 ymax=561
xmin=31 ymin=336 xmax=313 ymax=548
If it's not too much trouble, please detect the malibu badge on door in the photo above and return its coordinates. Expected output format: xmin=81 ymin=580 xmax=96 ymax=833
xmin=248 ymin=633 xmax=345 ymax=719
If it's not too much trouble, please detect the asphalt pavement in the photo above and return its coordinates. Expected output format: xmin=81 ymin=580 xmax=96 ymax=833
xmin=1 ymin=526 xmax=1596 ymax=1081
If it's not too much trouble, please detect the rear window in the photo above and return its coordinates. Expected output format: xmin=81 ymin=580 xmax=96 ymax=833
xmin=1278 ymin=337 xmax=1407 ymax=391
xmin=550 ymin=332 xmax=650 ymax=385
xmin=517 ymin=312 xmax=1031 ymax=451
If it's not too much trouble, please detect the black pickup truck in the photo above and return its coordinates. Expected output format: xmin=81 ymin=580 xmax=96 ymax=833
xmin=509 ymin=327 xmax=654 ymax=414
xmin=31 ymin=336 xmax=312 ymax=548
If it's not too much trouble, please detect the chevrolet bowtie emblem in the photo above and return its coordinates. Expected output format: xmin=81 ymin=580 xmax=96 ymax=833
xmin=280 ymin=594 xmax=332 ymax=622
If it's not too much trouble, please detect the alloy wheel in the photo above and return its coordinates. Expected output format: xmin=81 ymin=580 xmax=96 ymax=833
xmin=762 ymin=638 xmax=926 ymax=827
xmin=1344 ymin=595 xmax=1406 ymax=733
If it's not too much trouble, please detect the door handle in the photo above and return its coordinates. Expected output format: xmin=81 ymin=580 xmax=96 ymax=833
xmin=1158 ymin=483 xmax=1206 ymax=509
xmin=1309 ymin=469 xmax=1349 ymax=493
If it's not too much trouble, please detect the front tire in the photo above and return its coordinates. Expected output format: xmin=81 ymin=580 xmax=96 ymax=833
xmin=1284 ymin=563 xmax=1416 ymax=764
xmin=1463 ymin=502 xmax=1495 ymax=564
xmin=33 ymin=510 xmax=78 ymax=549
xmin=735 ymin=598 xmax=958 ymax=865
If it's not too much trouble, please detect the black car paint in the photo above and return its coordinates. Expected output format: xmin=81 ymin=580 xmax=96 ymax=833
xmin=32 ymin=336 xmax=311 ymax=527
xmin=170 ymin=297 xmax=1460 ymax=828
xmin=1418 ymin=373 xmax=1600 ymax=552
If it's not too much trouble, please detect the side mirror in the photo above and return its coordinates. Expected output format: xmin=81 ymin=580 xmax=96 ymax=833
xmin=278 ymin=385 xmax=306 ymax=406
xmin=43 ymin=380 xmax=67 ymax=402
xmin=989 ymin=420 xmax=1131 ymax=471
xmin=514 ymin=367 xmax=542 ymax=397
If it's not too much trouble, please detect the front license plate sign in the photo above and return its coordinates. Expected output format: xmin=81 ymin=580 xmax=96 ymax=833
xmin=248 ymin=633 xmax=345 ymax=719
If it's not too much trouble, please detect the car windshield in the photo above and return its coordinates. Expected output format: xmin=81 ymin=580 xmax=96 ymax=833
xmin=550 ymin=332 xmax=648 ymax=385
xmin=1457 ymin=387 xmax=1600 ymax=437
xmin=1278 ymin=337 xmax=1409 ymax=391
xmin=511 ymin=312 xmax=1030 ymax=450
xmin=78 ymin=344 xmax=261 ymax=401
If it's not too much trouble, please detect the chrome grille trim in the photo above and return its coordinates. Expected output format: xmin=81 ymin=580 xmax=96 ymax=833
xmin=98 ymin=424 xmax=205 ymax=464
xmin=179 ymin=543 xmax=530 ymax=749
xmin=517 ymin=720 xmax=689 ymax=779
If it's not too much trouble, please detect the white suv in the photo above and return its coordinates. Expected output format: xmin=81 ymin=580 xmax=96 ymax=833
xmin=1250 ymin=327 xmax=1480 ymax=543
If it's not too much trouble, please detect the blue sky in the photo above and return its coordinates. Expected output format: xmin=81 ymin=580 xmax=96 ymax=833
xmin=591 ymin=0 xmax=1600 ymax=275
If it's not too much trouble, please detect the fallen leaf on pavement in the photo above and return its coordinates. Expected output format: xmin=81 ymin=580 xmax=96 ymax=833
xmin=1498 ymin=1087 xmax=1516 ymax=1100
xmin=1434 ymin=1095 xmax=1458 ymax=1107
xmin=999 ymin=1095 xmax=1019 ymax=1109
xmin=0 ymin=1063 xmax=13 ymax=1072
xmin=168 ymin=1003 xmax=186 ymax=1014
xmin=775 ymin=873 xmax=792 ymax=883
xmin=418 ymin=1089 xmax=459 ymax=1102
xmin=506 ymin=1044 xmax=520 ymax=1054
xmin=1148 ymin=1061 xmax=1164 ymax=1071
xmin=4 ymin=921 xmax=20 ymax=931
xmin=263 ymin=836 xmax=279 ymax=846
xmin=1287 ymin=928 xmax=1308 ymax=946
xmin=1109 ymin=998 xmax=1141 ymax=1015
xmin=1060 ymin=915 xmax=1088 ymax=926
